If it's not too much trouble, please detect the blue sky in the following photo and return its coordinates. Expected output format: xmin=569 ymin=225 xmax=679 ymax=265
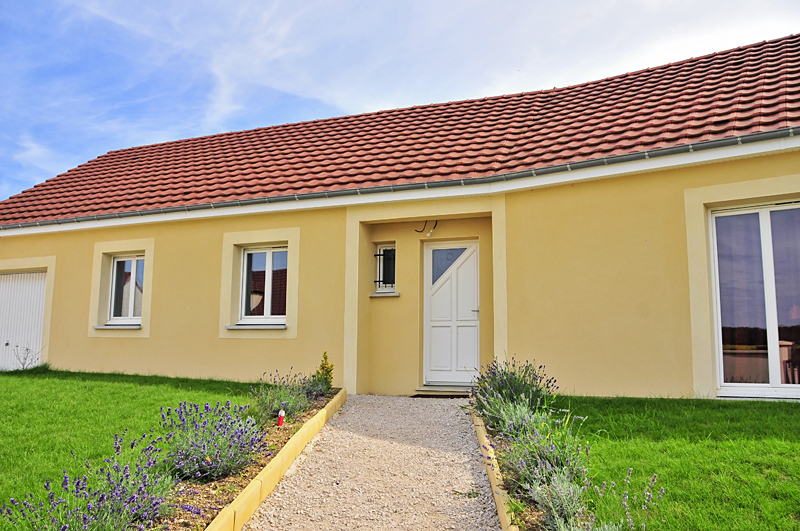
xmin=1 ymin=1 xmax=800 ymax=200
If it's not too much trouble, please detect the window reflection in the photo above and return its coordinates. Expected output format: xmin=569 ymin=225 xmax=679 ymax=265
xmin=715 ymin=214 xmax=769 ymax=383
xmin=771 ymin=209 xmax=800 ymax=384
xmin=245 ymin=252 xmax=266 ymax=316
xmin=271 ymin=251 xmax=287 ymax=316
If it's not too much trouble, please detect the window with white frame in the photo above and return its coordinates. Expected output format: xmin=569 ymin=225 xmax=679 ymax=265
xmin=239 ymin=247 xmax=288 ymax=324
xmin=713 ymin=204 xmax=800 ymax=388
xmin=108 ymin=256 xmax=145 ymax=325
xmin=374 ymin=244 xmax=396 ymax=292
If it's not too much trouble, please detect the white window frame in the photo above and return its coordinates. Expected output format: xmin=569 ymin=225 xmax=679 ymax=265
xmin=711 ymin=201 xmax=800 ymax=398
xmin=238 ymin=246 xmax=288 ymax=325
xmin=107 ymin=255 xmax=144 ymax=326
xmin=374 ymin=244 xmax=396 ymax=293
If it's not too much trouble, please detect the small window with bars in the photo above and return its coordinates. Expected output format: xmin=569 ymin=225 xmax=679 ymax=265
xmin=374 ymin=244 xmax=396 ymax=292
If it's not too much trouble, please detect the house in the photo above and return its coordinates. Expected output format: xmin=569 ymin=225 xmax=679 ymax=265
xmin=0 ymin=35 xmax=798 ymax=399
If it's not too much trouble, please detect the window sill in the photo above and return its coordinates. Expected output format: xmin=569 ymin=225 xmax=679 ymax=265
xmin=370 ymin=292 xmax=400 ymax=298
xmin=717 ymin=386 xmax=800 ymax=399
xmin=226 ymin=324 xmax=287 ymax=330
xmin=94 ymin=324 xmax=142 ymax=330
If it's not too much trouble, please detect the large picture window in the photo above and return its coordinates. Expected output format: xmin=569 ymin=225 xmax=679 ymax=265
xmin=240 ymin=248 xmax=287 ymax=324
xmin=108 ymin=256 xmax=144 ymax=325
xmin=713 ymin=205 xmax=800 ymax=388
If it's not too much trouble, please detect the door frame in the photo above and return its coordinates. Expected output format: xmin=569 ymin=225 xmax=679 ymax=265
xmin=422 ymin=239 xmax=480 ymax=386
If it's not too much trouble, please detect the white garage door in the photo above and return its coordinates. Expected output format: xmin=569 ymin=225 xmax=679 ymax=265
xmin=0 ymin=272 xmax=46 ymax=371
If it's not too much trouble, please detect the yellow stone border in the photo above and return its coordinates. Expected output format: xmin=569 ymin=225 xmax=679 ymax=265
xmin=206 ymin=388 xmax=347 ymax=531
xmin=471 ymin=412 xmax=520 ymax=531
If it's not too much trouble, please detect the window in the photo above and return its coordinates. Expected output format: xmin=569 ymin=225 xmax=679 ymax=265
xmin=219 ymin=228 xmax=298 ymax=337
xmin=108 ymin=256 xmax=144 ymax=325
xmin=239 ymin=248 xmax=288 ymax=324
xmin=374 ymin=244 xmax=396 ymax=292
xmin=713 ymin=204 xmax=800 ymax=388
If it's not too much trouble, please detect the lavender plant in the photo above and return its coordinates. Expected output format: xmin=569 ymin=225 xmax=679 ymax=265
xmin=529 ymin=469 xmax=588 ymax=531
xmin=471 ymin=359 xmax=665 ymax=531
xmin=587 ymin=469 xmax=664 ymax=530
xmin=470 ymin=358 xmax=557 ymax=433
xmin=591 ymin=523 xmax=626 ymax=531
xmin=1 ymin=431 xmax=174 ymax=531
xmin=485 ymin=397 xmax=548 ymax=436
xmin=304 ymin=353 xmax=335 ymax=400
xmin=247 ymin=369 xmax=310 ymax=427
xmin=303 ymin=373 xmax=330 ymax=400
xmin=160 ymin=401 xmax=268 ymax=482
xmin=498 ymin=412 xmax=589 ymax=502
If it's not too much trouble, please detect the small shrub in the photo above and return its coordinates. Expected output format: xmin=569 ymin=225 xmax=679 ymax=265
xmin=314 ymin=351 xmax=334 ymax=387
xmin=12 ymin=345 xmax=41 ymax=370
xmin=505 ymin=496 xmax=528 ymax=528
xmin=304 ymin=372 xmax=330 ymax=400
xmin=247 ymin=370 xmax=309 ymax=427
xmin=471 ymin=357 xmax=557 ymax=432
xmin=302 ymin=352 xmax=335 ymax=400
xmin=481 ymin=396 xmax=548 ymax=436
xmin=531 ymin=469 xmax=588 ymax=531
xmin=498 ymin=413 xmax=588 ymax=503
xmin=160 ymin=401 xmax=268 ymax=481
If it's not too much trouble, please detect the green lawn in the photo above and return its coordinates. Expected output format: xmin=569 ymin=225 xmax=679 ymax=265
xmin=3 ymin=369 xmax=799 ymax=530
xmin=562 ymin=395 xmax=800 ymax=531
xmin=0 ymin=366 xmax=252 ymax=508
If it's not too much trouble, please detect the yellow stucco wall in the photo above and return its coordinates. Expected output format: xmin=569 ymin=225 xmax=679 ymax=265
xmin=1 ymin=148 xmax=798 ymax=397
xmin=505 ymin=150 xmax=800 ymax=397
xmin=0 ymin=208 xmax=347 ymax=385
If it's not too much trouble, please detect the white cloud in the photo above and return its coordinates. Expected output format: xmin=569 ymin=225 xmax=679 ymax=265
xmin=13 ymin=134 xmax=77 ymax=177
xmin=61 ymin=0 xmax=800 ymax=131
xmin=1 ymin=0 xmax=797 ymax=200
xmin=0 ymin=135 xmax=81 ymax=200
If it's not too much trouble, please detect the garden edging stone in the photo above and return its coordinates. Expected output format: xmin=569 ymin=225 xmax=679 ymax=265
xmin=472 ymin=411 xmax=520 ymax=531
xmin=205 ymin=388 xmax=347 ymax=531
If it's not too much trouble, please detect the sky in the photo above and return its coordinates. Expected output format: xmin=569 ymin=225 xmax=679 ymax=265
xmin=1 ymin=1 xmax=800 ymax=200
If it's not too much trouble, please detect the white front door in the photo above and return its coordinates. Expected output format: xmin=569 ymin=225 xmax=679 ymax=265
xmin=424 ymin=241 xmax=480 ymax=385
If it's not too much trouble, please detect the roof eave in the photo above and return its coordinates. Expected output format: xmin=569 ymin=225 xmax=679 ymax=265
xmin=0 ymin=126 xmax=797 ymax=233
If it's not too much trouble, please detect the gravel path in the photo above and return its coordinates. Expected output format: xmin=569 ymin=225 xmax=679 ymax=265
xmin=243 ymin=395 xmax=502 ymax=531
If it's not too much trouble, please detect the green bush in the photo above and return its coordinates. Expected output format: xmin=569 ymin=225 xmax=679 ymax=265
xmin=304 ymin=372 xmax=330 ymax=400
xmin=160 ymin=401 xmax=267 ymax=481
xmin=482 ymin=396 xmax=548 ymax=436
xmin=314 ymin=351 xmax=334 ymax=387
xmin=497 ymin=412 xmax=588 ymax=502
xmin=247 ymin=370 xmax=309 ymax=427
xmin=470 ymin=357 xmax=556 ymax=433
xmin=531 ymin=469 xmax=587 ymax=531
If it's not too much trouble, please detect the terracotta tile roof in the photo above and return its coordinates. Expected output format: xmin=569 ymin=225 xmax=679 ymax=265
xmin=1 ymin=34 xmax=799 ymax=226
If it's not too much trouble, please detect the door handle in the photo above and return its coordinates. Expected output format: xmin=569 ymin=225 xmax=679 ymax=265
xmin=471 ymin=309 xmax=479 ymax=313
